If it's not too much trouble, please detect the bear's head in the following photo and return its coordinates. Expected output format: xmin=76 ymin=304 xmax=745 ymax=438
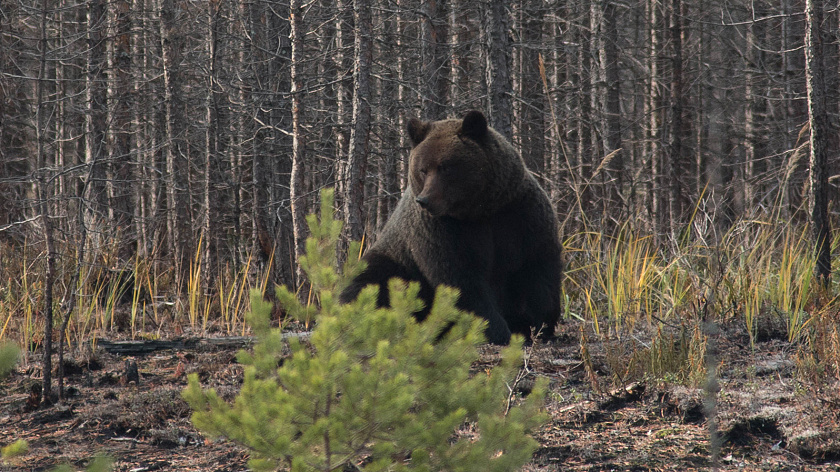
xmin=407 ymin=110 xmax=527 ymax=220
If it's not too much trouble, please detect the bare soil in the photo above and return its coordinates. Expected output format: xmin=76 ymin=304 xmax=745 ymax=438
xmin=2 ymin=322 xmax=839 ymax=472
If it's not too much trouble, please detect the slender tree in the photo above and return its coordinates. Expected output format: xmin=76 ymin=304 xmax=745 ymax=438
xmin=34 ymin=0 xmax=55 ymax=405
xmin=518 ymin=0 xmax=546 ymax=181
xmin=290 ymin=0 xmax=307 ymax=286
xmin=420 ymin=0 xmax=447 ymax=119
xmin=600 ymin=0 xmax=623 ymax=215
xmin=804 ymin=0 xmax=831 ymax=284
xmin=159 ymin=0 xmax=189 ymax=270
xmin=483 ymin=0 xmax=512 ymax=138
xmin=344 ymin=0 xmax=373 ymax=243
xmin=668 ymin=0 xmax=686 ymax=232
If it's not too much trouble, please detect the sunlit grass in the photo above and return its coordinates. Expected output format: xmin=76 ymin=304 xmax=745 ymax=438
xmin=562 ymin=209 xmax=835 ymax=385
xmin=0 ymin=209 xmax=836 ymax=387
xmin=0 ymin=238 xmax=271 ymax=353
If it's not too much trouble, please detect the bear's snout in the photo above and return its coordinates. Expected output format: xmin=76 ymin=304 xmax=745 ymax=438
xmin=415 ymin=192 xmax=445 ymax=216
xmin=415 ymin=196 xmax=430 ymax=210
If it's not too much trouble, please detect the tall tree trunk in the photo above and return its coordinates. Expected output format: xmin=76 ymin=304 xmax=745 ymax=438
xmin=421 ymin=0 xmax=447 ymax=119
xmin=668 ymin=0 xmax=685 ymax=233
xmin=271 ymin=4 xmax=294 ymax=287
xmin=601 ymin=0 xmax=623 ymax=216
xmin=743 ymin=17 xmax=756 ymax=211
xmin=159 ymin=0 xmax=189 ymax=271
xmin=344 ymin=0 xmax=372 ymax=243
xmin=482 ymin=0 xmax=512 ymax=139
xmin=86 ymin=0 xmax=108 ymax=224
xmin=780 ymin=0 xmax=795 ymax=218
xmin=289 ymin=0 xmax=307 ymax=287
xmin=804 ymin=0 xmax=831 ymax=284
xmin=376 ymin=0 xmax=399 ymax=229
xmin=577 ymin=3 xmax=593 ymax=219
xmin=396 ymin=0 xmax=409 ymax=191
xmin=547 ymin=11 xmax=563 ymax=203
xmin=334 ymin=0 xmax=351 ymax=215
xmin=106 ymin=0 xmax=132 ymax=258
xmin=519 ymin=0 xmax=545 ymax=181
xmin=35 ymin=0 xmax=54 ymax=405
xmin=646 ymin=0 xmax=665 ymax=235
xmin=202 ymin=0 xmax=219 ymax=294
xmin=132 ymin=0 xmax=151 ymax=257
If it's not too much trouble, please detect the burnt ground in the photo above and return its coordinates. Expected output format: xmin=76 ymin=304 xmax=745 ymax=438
xmin=2 ymin=322 xmax=840 ymax=472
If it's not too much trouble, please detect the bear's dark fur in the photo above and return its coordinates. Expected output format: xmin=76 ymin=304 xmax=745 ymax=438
xmin=340 ymin=110 xmax=562 ymax=344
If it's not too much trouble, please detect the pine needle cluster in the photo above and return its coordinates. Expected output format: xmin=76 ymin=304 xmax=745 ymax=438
xmin=182 ymin=189 xmax=548 ymax=472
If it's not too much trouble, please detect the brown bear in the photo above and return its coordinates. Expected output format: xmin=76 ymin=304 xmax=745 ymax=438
xmin=340 ymin=110 xmax=562 ymax=344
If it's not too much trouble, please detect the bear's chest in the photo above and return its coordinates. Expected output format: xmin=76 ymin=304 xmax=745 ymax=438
xmin=442 ymin=216 xmax=526 ymax=274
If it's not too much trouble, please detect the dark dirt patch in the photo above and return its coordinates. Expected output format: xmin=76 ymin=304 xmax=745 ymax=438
xmin=2 ymin=325 xmax=840 ymax=471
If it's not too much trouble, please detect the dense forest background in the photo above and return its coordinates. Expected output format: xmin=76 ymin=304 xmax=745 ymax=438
xmin=1 ymin=0 xmax=837 ymax=294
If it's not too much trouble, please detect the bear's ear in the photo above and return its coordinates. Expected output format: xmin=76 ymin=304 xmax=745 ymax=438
xmin=461 ymin=110 xmax=488 ymax=140
xmin=407 ymin=118 xmax=429 ymax=146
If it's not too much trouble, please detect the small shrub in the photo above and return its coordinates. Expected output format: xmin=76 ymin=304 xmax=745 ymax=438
xmin=0 ymin=342 xmax=19 ymax=378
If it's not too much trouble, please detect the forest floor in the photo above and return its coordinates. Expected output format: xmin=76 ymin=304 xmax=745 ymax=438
xmin=2 ymin=320 xmax=840 ymax=472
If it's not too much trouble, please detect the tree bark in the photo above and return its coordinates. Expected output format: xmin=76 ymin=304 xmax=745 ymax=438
xmin=375 ymin=0 xmax=399 ymax=230
xmin=344 ymin=0 xmax=372 ymax=243
xmin=421 ymin=0 xmax=447 ymax=119
xmin=744 ymin=16 xmax=756 ymax=210
xmin=601 ymin=0 xmax=623 ymax=215
xmin=646 ymin=0 xmax=665 ymax=236
xmin=804 ymin=0 xmax=831 ymax=284
xmin=159 ymin=0 xmax=189 ymax=270
xmin=35 ymin=0 xmax=54 ymax=405
xmin=334 ymin=0 xmax=351 ymax=215
xmin=483 ymin=0 xmax=512 ymax=139
xmin=289 ymin=0 xmax=307 ymax=287
xmin=86 ymin=0 xmax=108 ymax=221
xmin=106 ymin=0 xmax=133 ymax=256
xmin=668 ymin=0 xmax=685 ymax=232
xmin=519 ymin=0 xmax=545 ymax=181
xmin=202 ymin=0 xmax=219 ymax=294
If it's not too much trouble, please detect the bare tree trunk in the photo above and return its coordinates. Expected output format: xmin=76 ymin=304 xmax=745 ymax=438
xmin=86 ymin=0 xmax=108 ymax=223
xmin=289 ymin=0 xmax=307 ymax=287
xmin=159 ymin=0 xmax=189 ymax=271
xmin=344 ymin=0 xmax=372 ymax=243
xmin=106 ymin=0 xmax=132 ymax=258
xmin=483 ymin=0 xmax=512 ymax=139
xmin=35 ymin=0 xmax=54 ymax=405
xmin=804 ymin=0 xmax=831 ymax=284
xmin=601 ymin=0 xmax=623 ymax=216
xmin=202 ymin=0 xmax=219 ymax=294
xmin=577 ymin=3 xmax=593 ymax=218
xmin=547 ymin=11 xmax=563 ymax=204
xmin=334 ymin=0 xmax=351 ymax=215
xmin=646 ymin=0 xmax=665 ymax=236
xmin=668 ymin=0 xmax=685 ymax=233
xmin=702 ymin=19 xmax=726 ymax=232
xmin=780 ymin=0 xmax=794 ymax=218
xmin=519 ymin=0 xmax=545 ymax=181
xmin=448 ymin=0 xmax=463 ymax=113
xmin=132 ymin=0 xmax=150 ymax=257
xmin=375 ymin=0 xmax=399 ymax=229
xmin=744 ymin=16 xmax=756 ymax=210
xmin=262 ymin=4 xmax=294 ymax=287
xmin=421 ymin=0 xmax=447 ymax=119
xmin=397 ymin=0 xmax=409 ymax=191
